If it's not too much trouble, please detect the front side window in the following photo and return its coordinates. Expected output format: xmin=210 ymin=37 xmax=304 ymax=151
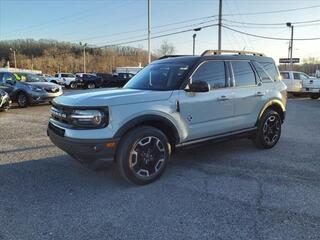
xmin=280 ymin=72 xmax=290 ymax=79
xmin=231 ymin=61 xmax=256 ymax=87
xmin=124 ymin=63 xmax=189 ymax=91
xmin=299 ymin=73 xmax=310 ymax=80
xmin=293 ymin=73 xmax=300 ymax=80
xmin=192 ymin=61 xmax=226 ymax=89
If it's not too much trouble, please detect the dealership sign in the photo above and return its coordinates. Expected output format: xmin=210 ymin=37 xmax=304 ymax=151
xmin=279 ymin=58 xmax=300 ymax=64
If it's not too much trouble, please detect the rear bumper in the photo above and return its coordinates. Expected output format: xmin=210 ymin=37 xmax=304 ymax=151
xmin=47 ymin=123 xmax=119 ymax=164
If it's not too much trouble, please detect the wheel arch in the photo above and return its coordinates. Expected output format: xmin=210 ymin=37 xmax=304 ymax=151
xmin=257 ymin=99 xmax=285 ymax=125
xmin=114 ymin=115 xmax=181 ymax=148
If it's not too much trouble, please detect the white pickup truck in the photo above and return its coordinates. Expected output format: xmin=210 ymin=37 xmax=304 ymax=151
xmin=46 ymin=73 xmax=77 ymax=89
xmin=280 ymin=71 xmax=320 ymax=99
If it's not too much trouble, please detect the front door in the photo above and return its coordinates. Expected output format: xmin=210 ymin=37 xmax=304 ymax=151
xmin=179 ymin=60 xmax=235 ymax=141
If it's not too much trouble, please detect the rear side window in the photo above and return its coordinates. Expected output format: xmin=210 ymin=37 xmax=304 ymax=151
xmin=259 ymin=62 xmax=280 ymax=81
xmin=280 ymin=72 xmax=290 ymax=79
xmin=231 ymin=61 xmax=256 ymax=87
xmin=192 ymin=61 xmax=226 ymax=89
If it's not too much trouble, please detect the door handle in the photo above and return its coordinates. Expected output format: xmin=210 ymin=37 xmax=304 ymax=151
xmin=217 ymin=95 xmax=231 ymax=101
xmin=255 ymin=91 xmax=265 ymax=96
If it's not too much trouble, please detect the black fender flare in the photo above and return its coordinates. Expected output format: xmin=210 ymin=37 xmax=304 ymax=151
xmin=257 ymin=99 xmax=286 ymax=124
xmin=114 ymin=114 xmax=181 ymax=144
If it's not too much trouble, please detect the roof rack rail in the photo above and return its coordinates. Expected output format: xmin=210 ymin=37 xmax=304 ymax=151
xmin=201 ymin=50 xmax=265 ymax=57
xmin=157 ymin=55 xmax=192 ymax=60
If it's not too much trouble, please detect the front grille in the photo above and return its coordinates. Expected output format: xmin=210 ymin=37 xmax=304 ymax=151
xmin=48 ymin=122 xmax=65 ymax=137
xmin=45 ymin=87 xmax=60 ymax=93
xmin=51 ymin=104 xmax=74 ymax=125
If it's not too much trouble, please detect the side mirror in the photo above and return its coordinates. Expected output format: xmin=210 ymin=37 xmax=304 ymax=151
xmin=186 ymin=80 xmax=210 ymax=92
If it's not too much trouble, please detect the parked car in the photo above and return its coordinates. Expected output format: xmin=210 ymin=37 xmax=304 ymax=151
xmin=0 ymin=89 xmax=11 ymax=111
xmin=280 ymin=71 xmax=320 ymax=99
xmin=48 ymin=50 xmax=287 ymax=185
xmin=48 ymin=73 xmax=77 ymax=89
xmin=0 ymin=71 xmax=63 ymax=108
xmin=76 ymin=74 xmax=104 ymax=89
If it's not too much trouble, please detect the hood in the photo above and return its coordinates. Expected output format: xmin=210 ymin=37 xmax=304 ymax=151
xmin=53 ymin=88 xmax=173 ymax=107
xmin=26 ymin=81 xmax=60 ymax=89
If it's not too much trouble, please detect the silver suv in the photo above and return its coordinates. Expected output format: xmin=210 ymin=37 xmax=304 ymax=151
xmin=48 ymin=50 xmax=287 ymax=185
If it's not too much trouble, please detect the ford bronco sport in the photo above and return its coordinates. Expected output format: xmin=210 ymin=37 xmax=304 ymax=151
xmin=48 ymin=50 xmax=287 ymax=185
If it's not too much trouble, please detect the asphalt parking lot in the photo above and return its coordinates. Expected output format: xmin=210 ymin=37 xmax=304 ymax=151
xmin=1 ymin=96 xmax=320 ymax=240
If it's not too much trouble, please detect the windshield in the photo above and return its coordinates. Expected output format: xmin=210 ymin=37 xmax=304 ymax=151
xmin=24 ymin=74 xmax=46 ymax=82
xmin=124 ymin=63 xmax=189 ymax=91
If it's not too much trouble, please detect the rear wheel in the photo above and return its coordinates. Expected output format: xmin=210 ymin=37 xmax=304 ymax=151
xmin=117 ymin=126 xmax=171 ymax=185
xmin=253 ymin=110 xmax=282 ymax=149
xmin=310 ymin=93 xmax=320 ymax=99
xmin=87 ymin=82 xmax=96 ymax=89
xmin=17 ymin=93 xmax=28 ymax=108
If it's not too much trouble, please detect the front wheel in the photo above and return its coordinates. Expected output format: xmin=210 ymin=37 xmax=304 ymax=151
xmin=116 ymin=126 xmax=171 ymax=185
xmin=17 ymin=93 xmax=29 ymax=108
xmin=253 ymin=110 xmax=282 ymax=149
xmin=69 ymin=82 xmax=77 ymax=89
xmin=310 ymin=93 xmax=320 ymax=99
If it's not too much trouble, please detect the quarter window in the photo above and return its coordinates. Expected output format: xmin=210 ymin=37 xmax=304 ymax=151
xmin=231 ymin=61 xmax=256 ymax=87
xmin=192 ymin=61 xmax=226 ymax=89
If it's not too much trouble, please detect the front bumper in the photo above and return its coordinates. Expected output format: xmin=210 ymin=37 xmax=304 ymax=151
xmin=47 ymin=122 xmax=118 ymax=165
xmin=29 ymin=90 xmax=63 ymax=104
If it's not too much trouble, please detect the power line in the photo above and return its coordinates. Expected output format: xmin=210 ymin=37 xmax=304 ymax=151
xmin=223 ymin=4 xmax=320 ymax=16
xmin=223 ymin=18 xmax=320 ymax=26
xmin=95 ymin=24 xmax=219 ymax=49
xmin=70 ymin=15 xmax=218 ymax=42
xmin=222 ymin=25 xmax=320 ymax=40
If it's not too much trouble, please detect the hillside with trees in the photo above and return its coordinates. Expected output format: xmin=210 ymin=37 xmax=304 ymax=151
xmin=0 ymin=39 xmax=150 ymax=74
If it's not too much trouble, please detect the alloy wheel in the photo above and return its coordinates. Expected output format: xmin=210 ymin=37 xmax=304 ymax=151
xmin=129 ymin=136 xmax=166 ymax=179
xmin=262 ymin=115 xmax=281 ymax=145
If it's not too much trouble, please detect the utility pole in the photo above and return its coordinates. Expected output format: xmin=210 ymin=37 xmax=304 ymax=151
xmin=192 ymin=34 xmax=197 ymax=55
xmin=218 ymin=0 xmax=222 ymax=51
xmin=10 ymin=48 xmax=17 ymax=69
xmin=147 ymin=0 xmax=151 ymax=64
xmin=80 ymin=42 xmax=87 ymax=73
xmin=286 ymin=22 xmax=294 ymax=71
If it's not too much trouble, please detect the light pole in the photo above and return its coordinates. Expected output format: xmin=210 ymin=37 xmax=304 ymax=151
xmin=147 ymin=0 xmax=151 ymax=64
xmin=80 ymin=42 xmax=87 ymax=73
xmin=193 ymin=34 xmax=197 ymax=56
xmin=286 ymin=22 xmax=294 ymax=71
xmin=192 ymin=28 xmax=201 ymax=56
xmin=10 ymin=48 xmax=17 ymax=69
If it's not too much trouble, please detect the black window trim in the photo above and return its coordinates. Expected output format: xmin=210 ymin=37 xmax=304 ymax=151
xmin=229 ymin=60 xmax=259 ymax=88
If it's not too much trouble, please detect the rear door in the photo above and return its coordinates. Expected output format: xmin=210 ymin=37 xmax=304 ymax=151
xmin=230 ymin=61 xmax=265 ymax=130
xmin=179 ymin=60 xmax=235 ymax=140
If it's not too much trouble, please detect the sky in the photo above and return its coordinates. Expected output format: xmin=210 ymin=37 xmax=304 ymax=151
xmin=0 ymin=0 xmax=320 ymax=62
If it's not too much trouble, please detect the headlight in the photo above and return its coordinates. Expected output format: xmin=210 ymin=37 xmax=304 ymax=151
xmin=28 ymin=85 xmax=43 ymax=92
xmin=70 ymin=109 xmax=108 ymax=128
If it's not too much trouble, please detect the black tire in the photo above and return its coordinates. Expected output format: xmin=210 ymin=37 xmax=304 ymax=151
xmin=253 ymin=110 xmax=282 ymax=149
xmin=116 ymin=126 xmax=171 ymax=185
xmin=87 ymin=82 xmax=96 ymax=89
xmin=69 ymin=82 xmax=77 ymax=89
xmin=17 ymin=93 xmax=29 ymax=108
xmin=310 ymin=93 xmax=320 ymax=99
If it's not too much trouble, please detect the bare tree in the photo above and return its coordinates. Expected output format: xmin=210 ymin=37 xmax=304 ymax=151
xmin=155 ymin=40 xmax=176 ymax=57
